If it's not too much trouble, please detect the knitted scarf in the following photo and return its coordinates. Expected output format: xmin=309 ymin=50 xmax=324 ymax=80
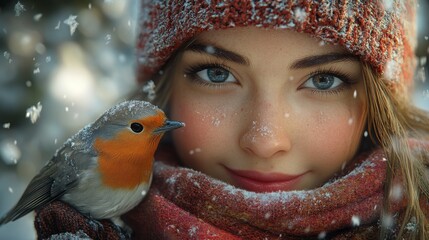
xmin=124 ymin=144 xmax=429 ymax=239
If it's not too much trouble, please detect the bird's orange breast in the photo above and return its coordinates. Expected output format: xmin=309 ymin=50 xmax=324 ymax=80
xmin=94 ymin=129 xmax=161 ymax=189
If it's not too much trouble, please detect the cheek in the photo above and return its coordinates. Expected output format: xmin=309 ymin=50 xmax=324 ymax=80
xmin=300 ymin=102 xmax=366 ymax=166
xmin=169 ymin=97 xmax=232 ymax=170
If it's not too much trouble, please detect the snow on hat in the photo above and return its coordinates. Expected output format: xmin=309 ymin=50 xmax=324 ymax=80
xmin=136 ymin=0 xmax=417 ymax=86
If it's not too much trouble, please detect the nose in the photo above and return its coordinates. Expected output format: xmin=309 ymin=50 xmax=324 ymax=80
xmin=239 ymin=99 xmax=291 ymax=159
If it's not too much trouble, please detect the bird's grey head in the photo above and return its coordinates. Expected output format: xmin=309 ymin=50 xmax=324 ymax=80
xmin=91 ymin=100 xmax=163 ymax=139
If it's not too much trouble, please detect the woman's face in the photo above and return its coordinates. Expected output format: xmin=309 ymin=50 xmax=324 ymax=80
xmin=168 ymin=27 xmax=367 ymax=192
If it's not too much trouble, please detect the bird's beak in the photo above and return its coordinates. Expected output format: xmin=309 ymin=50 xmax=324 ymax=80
xmin=153 ymin=120 xmax=185 ymax=134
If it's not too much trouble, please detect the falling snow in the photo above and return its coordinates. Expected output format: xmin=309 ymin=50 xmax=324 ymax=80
xmin=3 ymin=123 xmax=11 ymax=129
xmin=8 ymin=187 xmax=14 ymax=193
xmin=63 ymin=15 xmax=79 ymax=36
xmin=423 ymin=89 xmax=429 ymax=99
xmin=381 ymin=213 xmax=394 ymax=229
xmin=420 ymin=56 xmax=427 ymax=66
xmin=382 ymin=0 xmax=394 ymax=11
xmin=294 ymin=7 xmax=307 ymax=22
xmin=353 ymin=90 xmax=357 ymax=98
xmin=14 ymin=1 xmax=26 ymax=16
xmin=416 ymin=67 xmax=426 ymax=83
xmin=264 ymin=212 xmax=271 ymax=219
xmin=389 ymin=184 xmax=403 ymax=201
xmin=383 ymin=59 xmax=399 ymax=81
xmin=142 ymin=80 xmax=156 ymax=101
xmin=0 ymin=141 xmax=21 ymax=165
xmin=25 ymin=101 xmax=43 ymax=124
xmin=318 ymin=231 xmax=327 ymax=239
xmin=205 ymin=45 xmax=216 ymax=54
xmin=4 ymin=51 xmax=11 ymax=60
xmin=351 ymin=215 xmax=361 ymax=226
xmin=105 ymin=34 xmax=112 ymax=44
xmin=189 ymin=148 xmax=201 ymax=155
xmin=33 ymin=13 xmax=43 ymax=21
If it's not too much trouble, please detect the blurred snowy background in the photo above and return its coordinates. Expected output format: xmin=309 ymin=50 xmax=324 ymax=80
xmin=0 ymin=0 xmax=428 ymax=239
xmin=0 ymin=0 xmax=138 ymax=239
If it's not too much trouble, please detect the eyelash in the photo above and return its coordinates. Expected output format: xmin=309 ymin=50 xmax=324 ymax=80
xmin=184 ymin=62 xmax=235 ymax=88
xmin=304 ymin=68 xmax=355 ymax=96
xmin=184 ymin=63 xmax=356 ymax=96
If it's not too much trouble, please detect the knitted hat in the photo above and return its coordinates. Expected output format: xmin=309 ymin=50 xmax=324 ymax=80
xmin=137 ymin=0 xmax=417 ymax=86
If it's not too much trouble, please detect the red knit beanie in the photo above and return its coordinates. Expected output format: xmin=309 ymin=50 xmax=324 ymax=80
xmin=136 ymin=0 xmax=417 ymax=86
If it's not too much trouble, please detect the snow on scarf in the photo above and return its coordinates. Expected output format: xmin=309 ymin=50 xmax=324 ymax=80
xmin=123 ymin=144 xmax=429 ymax=239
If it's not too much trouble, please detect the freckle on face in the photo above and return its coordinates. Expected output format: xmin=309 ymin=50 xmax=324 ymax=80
xmin=167 ymin=27 xmax=367 ymax=191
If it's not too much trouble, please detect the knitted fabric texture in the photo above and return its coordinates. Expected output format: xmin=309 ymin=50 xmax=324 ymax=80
xmin=137 ymin=0 xmax=417 ymax=85
xmin=35 ymin=201 xmax=128 ymax=240
xmin=123 ymin=146 xmax=429 ymax=239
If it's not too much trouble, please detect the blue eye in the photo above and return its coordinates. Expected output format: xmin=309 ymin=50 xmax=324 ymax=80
xmin=303 ymin=73 xmax=343 ymax=90
xmin=196 ymin=67 xmax=236 ymax=83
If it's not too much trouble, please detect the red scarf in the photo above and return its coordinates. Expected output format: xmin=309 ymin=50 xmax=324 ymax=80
xmin=124 ymin=144 xmax=429 ymax=239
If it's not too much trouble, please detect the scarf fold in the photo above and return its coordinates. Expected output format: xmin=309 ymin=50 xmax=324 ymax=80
xmin=124 ymin=144 xmax=428 ymax=239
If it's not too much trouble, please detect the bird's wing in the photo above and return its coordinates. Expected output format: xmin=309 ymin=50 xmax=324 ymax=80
xmin=0 ymin=144 xmax=95 ymax=225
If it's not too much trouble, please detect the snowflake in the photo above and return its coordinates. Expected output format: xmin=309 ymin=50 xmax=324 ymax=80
xmin=294 ymin=7 xmax=307 ymax=23
xmin=142 ymin=80 xmax=156 ymax=101
xmin=26 ymin=101 xmax=43 ymax=124
xmin=381 ymin=213 xmax=394 ymax=229
xmin=318 ymin=231 xmax=327 ymax=239
xmin=0 ymin=141 xmax=21 ymax=165
xmin=105 ymin=34 xmax=112 ymax=45
xmin=63 ymin=15 xmax=79 ymax=36
xmin=383 ymin=59 xmax=399 ymax=81
xmin=382 ymin=0 xmax=394 ymax=12
xmin=351 ymin=215 xmax=360 ymax=226
xmin=55 ymin=21 xmax=61 ymax=30
xmin=34 ymin=13 xmax=43 ymax=21
xmin=423 ymin=89 xmax=429 ymax=99
xmin=4 ymin=51 xmax=10 ymax=60
xmin=205 ymin=45 xmax=216 ymax=54
xmin=14 ymin=1 xmax=26 ymax=16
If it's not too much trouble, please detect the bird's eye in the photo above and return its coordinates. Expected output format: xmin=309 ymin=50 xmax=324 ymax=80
xmin=130 ymin=122 xmax=144 ymax=133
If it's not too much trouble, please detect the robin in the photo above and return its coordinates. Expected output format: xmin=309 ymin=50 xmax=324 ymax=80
xmin=0 ymin=100 xmax=184 ymax=225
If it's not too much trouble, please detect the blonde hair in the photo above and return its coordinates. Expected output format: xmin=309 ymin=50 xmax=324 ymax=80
xmin=133 ymin=53 xmax=429 ymax=239
xmin=363 ymin=62 xmax=429 ymax=239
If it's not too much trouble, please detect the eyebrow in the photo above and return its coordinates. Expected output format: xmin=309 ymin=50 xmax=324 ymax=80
xmin=290 ymin=53 xmax=359 ymax=69
xmin=186 ymin=42 xmax=250 ymax=65
xmin=186 ymin=42 xmax=359 ymax=68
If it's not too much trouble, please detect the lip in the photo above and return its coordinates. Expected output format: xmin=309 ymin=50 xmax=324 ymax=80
xmin=225 ymin=167 xmax=307 ymax=193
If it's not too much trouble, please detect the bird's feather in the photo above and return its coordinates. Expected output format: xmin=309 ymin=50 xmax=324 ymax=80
xmin=0 ymin=141 xmax=95 ymax=225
